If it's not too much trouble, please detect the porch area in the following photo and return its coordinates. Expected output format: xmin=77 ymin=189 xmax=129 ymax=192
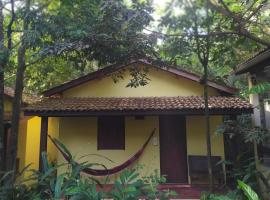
xmin=23 ymin=96 xmax=253 ymax=192
xmin=97 ymin=183 xmax=226 ymax=199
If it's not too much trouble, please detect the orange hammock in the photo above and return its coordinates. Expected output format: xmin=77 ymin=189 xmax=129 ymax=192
xmin=48 ymin=128 xmax=156 ymax=176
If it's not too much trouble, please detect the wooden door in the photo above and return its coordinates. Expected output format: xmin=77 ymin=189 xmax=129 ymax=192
xmin=159 ymin=115 xmax=188 ymax=183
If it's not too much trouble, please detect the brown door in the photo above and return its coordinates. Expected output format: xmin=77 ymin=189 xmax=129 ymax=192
xmin=159 ymin=115 xmax=188 ymax=183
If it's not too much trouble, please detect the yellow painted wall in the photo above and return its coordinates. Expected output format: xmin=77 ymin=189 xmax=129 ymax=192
xmin=4 ymin=96 xmax=13 ymax=112
xmin=24 ymin=117 xmax=41 ymax=171
xmin=23 ymin=117 xmax=59 ymax=172
xmin=58 ymin=116 xmax=160 ymax=181
xmin=58 ymin=115 xmax=224 ymax=183
xmin=186 ymin=116 xmax=224 ymax=158
xmin=63 ymin=65 xmax=219 ymax=97
xmin=47 ymin=117 xmax=60 ymax=163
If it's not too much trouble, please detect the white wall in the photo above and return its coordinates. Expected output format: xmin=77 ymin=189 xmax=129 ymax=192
xmin=265 ymin=100 xmax=270 ymax=130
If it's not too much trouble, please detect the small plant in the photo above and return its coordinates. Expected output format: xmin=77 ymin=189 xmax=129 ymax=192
xmin=109 ymin=167 xmax=176 ymax=200
xmin=200 ymin=180 xmax=261 ymax=200
xmin=237 ymin=180 xmax=260 ymax=200
xmin=0 ymin=139 xmax=176 ymax=200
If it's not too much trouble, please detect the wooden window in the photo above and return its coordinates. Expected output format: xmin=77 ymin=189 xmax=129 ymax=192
xmin=97 ymin=116 xmax=125 ymax=150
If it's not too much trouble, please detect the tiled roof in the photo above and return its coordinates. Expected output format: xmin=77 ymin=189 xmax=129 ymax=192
xmin=4 ymin=86 xmax=15 ymax=98
xmin=4 ymin=86 xmax=40 ymax=104
xmin=24 ymin=96 xmax=253 ymax=115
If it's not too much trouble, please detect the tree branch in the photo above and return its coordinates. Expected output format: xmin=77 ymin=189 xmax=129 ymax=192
xmin=7 ymin=0 xmax=15 ymax=49
xmin=209 ymin=0 xmax=243 ymax=23
xmin=207 ymin=0 xmax=270 ymax=47
xmin=245 ymin=0 xmax=267 ymax=22
xmin=144 ymin=27 xmax=239 ymax=39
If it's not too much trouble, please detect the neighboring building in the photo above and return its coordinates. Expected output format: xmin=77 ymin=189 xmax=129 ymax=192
xmin=24 ymin=60 xmax=252 ymax=185
xmin=3 ymin=86 xmax=28 ymax=171
xmin=235 ymin=49 xmax=270 ymax=199
xmin=235 ymin=48 xmax=270 ymax=165
xmin=3 ymin=87 xmax=57 ymax=174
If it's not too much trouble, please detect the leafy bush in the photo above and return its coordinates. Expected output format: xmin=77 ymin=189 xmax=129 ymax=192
xmin=237 ymin=180 xmax=260 ymax=200
xmin=109 ymin=168 xmax=176 ymax=200
xmin=200 ymin=180 xmax=260 ymax=200
xmin=0 ymin=139 xmax=176 ymax=200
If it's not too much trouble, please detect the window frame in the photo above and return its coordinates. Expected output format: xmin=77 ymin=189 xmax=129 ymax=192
xmin=97 ymin=116 xmax=125 ymax=150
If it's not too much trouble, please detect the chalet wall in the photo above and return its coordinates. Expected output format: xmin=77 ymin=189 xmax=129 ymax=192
xmin=62 ymin=65 xmax=219 ymax=98
xmin=57 ymin=115 xmax=224 ymax=183
xmin=186 ymin=116 xmax=224 ymax=159
xmin=21 ymin=117 xmax=59 ymax=174
xmin=265 ymin=101 xmax=270 ymax=130
xmin=57 ymin=116 xmax=160 ymax=181
xmin=4 ymin=96 xmax=13 ymax=112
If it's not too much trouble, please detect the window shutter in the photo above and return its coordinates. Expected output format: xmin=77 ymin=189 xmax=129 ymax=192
xmin=98 ymin=116 xmax=125 ymax=150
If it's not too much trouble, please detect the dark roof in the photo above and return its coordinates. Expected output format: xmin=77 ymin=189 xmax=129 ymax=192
xmin=235 ymin=48 xmax=270 ymax=75
xmin=24 ymin=96 xmax=253 ymax=116
xmin=4 ymin=86 xmax=40 ymax=104
xmin=4 ymin=86 xmax=15 ymax=98
xmin=43 ymin=60 xmax=238 ymax=96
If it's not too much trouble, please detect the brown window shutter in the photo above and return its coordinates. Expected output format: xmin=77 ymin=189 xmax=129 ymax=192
xmin=98 ymin=116 xmax=125 ymax=150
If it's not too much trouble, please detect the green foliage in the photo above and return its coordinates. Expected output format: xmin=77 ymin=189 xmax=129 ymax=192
xmin=110 ymin=167 xmax=176 ymax=200
xmin=243 ymin=127 xmax=270 ymax=144
xmin=237 ymin=180 xmax=260 ymax=200
xmin=200 ymin=192 xmax=238 ymax=200
xmin=0 ymin=139 xmax=176 ymax=200
xmin=217 ymin=116 xmax=270 ymax=145
xmin=158 ymin=0 xmax=267 ymax=90
xmin=216 ymin=117 xmax=270 ymax=197
xmin=200 ymin=180 xmax=261 ymax=200
xmin=249 ymin=82 xmax=270 ymax=94
xmin=4 ymin=0 xmax=158 ymax=94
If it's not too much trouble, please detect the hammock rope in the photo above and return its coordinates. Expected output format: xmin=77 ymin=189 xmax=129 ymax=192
xmin=48 ymin=128 xmax=156 ymax=176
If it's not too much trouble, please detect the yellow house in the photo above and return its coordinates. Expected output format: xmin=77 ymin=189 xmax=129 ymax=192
xmin=3 ymin=86 xmax=29 ymax=171
xmin=24 ymin=60 xmax=253 ymax=185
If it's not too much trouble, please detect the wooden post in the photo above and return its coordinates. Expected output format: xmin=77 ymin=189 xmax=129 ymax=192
xmin=39 ymin=117 xmax=48 ymax=171
xmin=248 ymin=75 xmax=261 ymax=169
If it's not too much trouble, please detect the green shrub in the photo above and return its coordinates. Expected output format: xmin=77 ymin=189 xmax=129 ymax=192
xmin=200 ymin=180 xmax=261 ymax=200
xmin=0 ymin=139 xmax=176 ymax=200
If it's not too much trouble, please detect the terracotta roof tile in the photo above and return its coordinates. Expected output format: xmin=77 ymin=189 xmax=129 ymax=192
xmin=24 ymin=96 xmax=253 ymax=114
xmin=4 ymin=86 xmax=15 ymax=98
xmin=4 ymin=86 xmax=40 ymax=104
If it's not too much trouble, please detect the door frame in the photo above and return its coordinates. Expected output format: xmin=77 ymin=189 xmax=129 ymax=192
xmin=159 ymin=115 xmax=188 ymax=183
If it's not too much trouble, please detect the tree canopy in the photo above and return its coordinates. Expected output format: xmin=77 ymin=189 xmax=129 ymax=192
xmin=2 ymin=0 xmax=269 ymax=94
xmin=3 ymin=0 xmax=158 ymax=92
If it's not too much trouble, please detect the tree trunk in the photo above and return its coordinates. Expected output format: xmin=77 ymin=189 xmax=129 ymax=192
xmin=7 ymin=0 xmax=30 ymax=176
xmin=0 ymin=0 xmax=6 ymax=172
xmin=203 ymin=62 xmax=213 ymax=191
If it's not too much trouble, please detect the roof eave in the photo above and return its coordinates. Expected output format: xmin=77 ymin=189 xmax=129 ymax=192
xmin=24 ymin=108 xmax=253 ymax=117
xmin=235 ymin=50 xmax=270 ymax=75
